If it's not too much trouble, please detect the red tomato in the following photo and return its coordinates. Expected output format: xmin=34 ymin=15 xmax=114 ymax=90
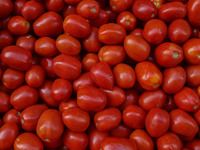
xmin=44 ymin=137 xmax=63 ymax=149
xmin=14 ymin=132 xmax=44 ymax=150
xmin=62 ymin=107 xmax=90 ymax=132
xmin=0 ymin=30 xmax=14 ymax=50
xmin=40 ymin=57 xmax=57 ymax=78
xmin=59 ymin=99 xmax=78 ymax=112
xmin=185 ymin=139 xmax=200 ymax=150
xmin=0 ymin=0 xmax=13 ymax=19
xmin=64 ymin=0 xmax=81 ymax=5
xmin=129 ymin=129 xmax=154 ymax=150
xmin=163 ymin=95 xmax=177 ymax=112
xmin=145 ymin=108 xmax=170 ymax=137
xmin=20 ymin=104 xmax=48 ymax=131
xmin=82 ymin=53 xmax=99 ymax=71
xmin=110 ymin=123 xmax=132 ymax=138
xmin=187 ymin=0 xmax=200 ymax=27
xmin=36 ymin=109 xmax=64 ymax=142
xmin=0 ymin=91 xmax=10 ymax=113
xmin=194 ymin=109 xmax=200 ymax=125
xmin=135 ymin=61 xmax=163 ymax=90
xmin=33 ymin=11 xmax=63 ymax=37
xmin=62 ymin=4 xmax=76 ymax=17
xmin=124 ymin=35 xmax=150 ymax=62
xmin=90 ymin=62 xmax=114 ymax=89
xmin=186 ymin=64 xmax=200 ymax=87
xmin=45 ymin=0 xmax=64 ymax=12
xmin=13 ymin=0 xmax=27 ymax=16
xmin=129 ymin=28 xmax=143 ymax=38
xmin=151 ymin=0 xmax=165 ymax=9
xmin=2 ymin=109 xmax=20 ymax=126
xmin=109 ymin=0 xmax=133 ymax=12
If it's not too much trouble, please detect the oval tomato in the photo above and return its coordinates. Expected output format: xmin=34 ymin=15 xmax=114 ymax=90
xmin=186 ymin=64 xmax=200 ymax=87
xmin=0 ymin=91 xmax=10 ymax=113
xmin=187 ymin=0 xmax=200 ymax=27
xmin=0 ymin=30 xmax=14 ymax=50
xmin=0 ymin=0 xmax=13 ymax=19
xmin=2 ymin=109 xmax=20 ymax=126
xmin=109 ymin=0 xmax=133 ymax=12
xmin=82 ymin=53 xmax=100 ymax=72
xmin=59 ymin=99 xmax=78 ymax=112
xmin=110 ymin=123 xmax=132 ymax=138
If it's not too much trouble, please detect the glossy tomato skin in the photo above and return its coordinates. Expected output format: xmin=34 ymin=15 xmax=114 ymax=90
xmin=43 ymin=137 xmax=63 ymax=149
xmin=135 ymin=61 xmax=163 ymax=90
xmin=1 ymin=45 xmax=32 ymax=71
xmin=14 ymin=132 xmax=44 ymax=150
xmin=62 ymin=107 xmax=90 ymax=132
xmin=77 ymin=86 xmax=107 ymax=112
xmin=129 ymin=129 xmax=154 ymax=150
xmin=90 ymin=62 xmax=114 ymax=89
xmin=156 ymin=132 xmax=182 ymax=150
xmin=124 ymin=35 xmax=150 ymax=62
xmin=170 ymin=109 xmax=199 ymax=137
xmin=132 ymin=0 xmax=157 ymax=21
xmin=59 ymin=99 xmax=78 ymax=112
xmin=10 ymin=85 xmax=38 ymax=110
xmin=186 ymin=65 xmax=200 ymax=87
xmin=0 ymin=0 xmax=13 ymax=19
xmin=100 ymin=137 xmax=137 ymax=150
xmin=194 ymin=108 xmax=200 ymax=125
xmin=53 ymin=54 xmax=82 ymax=80
xmin=0 ymin=30 xmax=14 ymax=50
xmin=138 ymin=89 xmax=167 ymax=111
xmin=145 ymin=108 xmax=170 ymax=137
xmin=45 ymin=0 xmax=65 ymax=12
xmin=40 ymin=57 xmax=57 ymax=78
xmin=174 ymin=87 xmax=200 ymax=112
xmin=109 ymin=0 xmax=133 ymax=12
xmin=63 ymin=14 xmax=90 ymax=38
xmin=0 ymin=123 xmax=19 ymax=150
xmin=158 ymin=2 xmax=186 ymax=23
xmin=20 ymin=104 xmax=48 ymax=131
xmin=129 ymin=28 xmax=143 ymax=38
xmin=154 ymin=42 xmax=183 ymax=67
xmin=13 ymin=0 xmax=27 ymax=16
xmin=183 ymin=38 xmax=200 ymax=65
xmin=187 ymin=0 xmax=200 ymax=27
xmin=37 ymin=109 xmax=64 ymax=142
xmin=33 ymin=11 xmax=63 ymax=37
xmin=64 ymin=0 xmax=81 ymax=5
xmin=110 ymin=123 xmax=132 ymax=138
xmin=185 ymin=139 xmax=200 ymax=149
xmin=2 ymin=109 xmax=20 ymax=126
xmin=62 ymin=4 xmax=76 ymax=17
xmin=143 ymin=19 xmax=167 ymax=45
xmin=162 ymin=66 xmax=186 ymax=94
xmin=0 ymin=91 xmax=10 ymax=112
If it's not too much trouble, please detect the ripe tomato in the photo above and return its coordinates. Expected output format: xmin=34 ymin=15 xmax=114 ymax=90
xmin=0 ymin=30 xmax=14 ymax=50
xmin=185 ymin=139 xmax=200 ymax=150
xmin=194 ymin=108 xmax=200 ymax=125
xmin=64 ymin=0 xmax=81 ymax=5
xmin=62 ymin=4 xmax=76 ymax=17
xmin=0 ymin=0 xmax=13 ymax=19
xmin=59 ymin=99 xmax=78 ymax=112
xmin=45 ymin=0 xmax=64 ymax=12
xmin=40 ymin=57 xmax=57 ymax=78
xmin=109 ymin=0 xmax=133 ymax=12
xmin=186 ymin=64 xmax=200 ymax=87
xmin=187 ymin=0 xmax=200 ymax=27
xmin=151 ymin=0 xmax=165 ymax=9
xmin=43 ymin=137 xmax=63 ymax=149
xmin=110 ymin=123 xmax=132 ymax=138
xmin=13 ymin=0 xmax=27 ymax=16
xmin=0 ymin=91 xmax=10 ymax=113
xmin=129 ymin=28 xmax=143 ymax=38
xmin=2 ymin=109 xmax=20 ymax=126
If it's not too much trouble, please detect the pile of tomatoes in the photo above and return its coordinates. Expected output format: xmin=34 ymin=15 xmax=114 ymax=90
xmin=0 ymin=0 xmax=200 ymax=149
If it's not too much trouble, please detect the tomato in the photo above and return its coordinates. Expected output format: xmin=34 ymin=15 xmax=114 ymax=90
xmin=20 ymin=104 xmax=48 ymax=131
xmin=90 ymin=62 xmax=114 ymax=89
xmin=0 ymin=30 xmax=14 ymax=50
xmin=2 ymin=109 xmax=20 ymax=126
xmin=158 ymin=2 xmax=186 ymax=23
xmin=194 ymin=108 xmax=200 ymax=125
xmin=0 ymin=91 xmax=10 ymax=113
xmin=154 ymin=42 xmax=183 ymax=67
xmin=109 ymin=0 xmax=133 ymax=12
xmin=45 ymin=0 xmax=64 ymax=12
xmin=170 ymin=109 xmax=199 ymax=137
xmin=117 ymin=11 xmax=137 ymax=31
xmin=168 ymin=19 xmax=191 ymax=44
xmin=64 ymin=0 xmax=81 ymax=5
xmin=21 ymin=1 xmax=45 ymax=20
xmin=156 ymin=132 xmax=182 ymax=150
xmin=104 ymin=7 xmax=118 ymax=23
xmin=183 ymin=38 xmax=200 ymax=65
xmin=187 ymin=0 xmax=200 ymax=27
xmin=110 ymin=123 xmax=132 ymax=138
xmin=185 ymin=139 xmax=200 ymax=150
xmin=0 ymin=15 xmax=12 ymax=30
xmin=76 ymin=0 xmax=100 ymax=19
xmin=143 ymin=19 xmax=167 ymax=45
xmin=138 ymin=89 xmax=167 ymax=111
xmin=0 ymin=123 xmax=19 ymax=150
xmin=151 ymin=0 xmax=165 ymax=9
xmin=124 ymin=35 xmax=150 ymax=62
xmin=44 ymin=137 xmax=63 ymax=149
xmin=174 ymin=87 xmax=200 ymax=112
xmin=62 ymin=4 xmax=76 ymax=17
xmin=63 ymin=129 xmax=88 ymax=150
xmin=129 ymin=129 xmax=154 ymax=150
xmin=53 ymin=54 xmax=82 ymax=80
xmin=13 ymin=0 xmax=27 ymax=16
xmin=132 ymin=0 xmax=157 ymax=21
xmin=63 ymin=14 xmax=90 ymax=38
xmin=77 ymin=86 xmax=107 ymax=112
xmin=0 ymin=0 xmax=13 ymax=19
xmin=100 ymin=137 xmax=137 ymax=150
xmin=135 ymin=61 xmax=163 ymax=90
xmin=37 ymin=109 xmax=64 ymax=142
xmin=1 ymin=45 xmax=32 ymax=71
xmin=40 ymin=57 xmax=57 ymax=78
xmin=62 ymin=107 xmax=90 ymax=132
xmin=186 ymin=64 xmax=200 ymax=87
xmin=33 ymin=11 xmax=63 ymax=37
xmin=129 ymin=28 xmax=143 ymax=38
xmin=14 ymin=132 xmax=44 ymax=150
xmin=59 ymin=99 xmax=78 ymax=112
xmin=145 ymin=108 xmax=170 ymax=137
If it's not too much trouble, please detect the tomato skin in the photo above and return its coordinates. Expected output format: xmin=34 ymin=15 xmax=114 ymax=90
xmin=138 ymin=89 xmax=167 ymax=111
xmin=44 ymin=137 xmax=63 ymax=149
xmin=64 ymin=0 xmax=81 ymax=5
xmin=0 ymin=30 xmax=14 ymax=50
xmin=185 ymin=139 xmax=200 ymax=149
xmin=0 ymin=0 xmax=13 ymax=19
xmin=170 ymin=109 xmax=199 ymax=137
xmin=194 ymin=109 xmax=200 ymax=125
xmin=0 ymin=91 xmax=10 ymax=113
xmin=98 ymin=23 xmax=126 ymax=44
xmin=143 ymin=19 xmax=167 ymax=45
xmin=20 ymin=104 xmax=48 ymax=131
xmin=129 ymin=28 xmax=143 ymax=38
xmin=174 ymin=87 xmax=200 ymax=112
xmin=53 ymin=54 xmax=82 ymax=80
xmin=13 ymin=0 xmax=27 ymax=16
xmin=124 ymin=35 xmax=150 ymax=62
xmin=33 ymin=11 xmax=63 ymax=37
xmin=129 ymin=129 xmax=154 ymax=150
xmin=186 ymin=65 xmax=200 ymax=87
xmin=40 ymin=57 xmax=57 ymax=78
xmin=3 ymin=109 xmax=21 ymax=126
xmin=0 ymin=123 xmax=19 ymax=150
xmin=63 ymin=14 xmax=90 ymax=38
xmin=156 ymin=132 xmax=182 ymax=150
xmin=187 ymin=0 xmax=200 ymax=27
xmin=98 ymin=46 xmax=126 ymax=67
xmin=45 ymin=0 xmax=65 ymax=12
xmin=100 ymin=137 xmax=137 ymax=150
xmin=154 ymin=42 xmax=183 ymax=67
xmin=59 ymin=99 xmax=78 ymax=112
xmin=62 ymin=107 xmax=90 ymax=132
xmin=21 ymin=1 xmax=45 ymax=20
xmin=158 ymin=2 xmax=186 ymax=23
xmin=145 ymin=108 xmax=170 ymax=137
xmin=183 ymin=38 xmax=200 ymax=65
xmin=110 ymin=0 xmax=133 ymax=12
xmin=110 ymin=123 xmax=132 ymax=138
xmin=132 ymin=0 xmax=157 ymax=21
xmin=1 ymin=45 xmax=32 ymax=71
xmin=135 ymin=61 xmax=163 ymax=90
xmin=62 ymin=4 xmax=76 ymax=18
xmin=14 ymin=132 xmax=44 ymax=150
xmin=90 ymin=62 xmax=114 ymax=90
xmin=56 ymin=34 xmax=81 ymax=56
xmin=77 ymin=86 xmax=107 ymax=112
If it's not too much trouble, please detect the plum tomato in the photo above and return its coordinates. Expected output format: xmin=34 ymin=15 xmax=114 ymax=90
xmin=0 ymin=91 xmax=10 ymax=113
xmin=2 ymin=109 xmax=21 ymax=126
xmin=109 ymin=0 xmax=134 ymax=12
xmin=186 ymin=64 xmax=200 ymax=87
xmin=109 ymin=123 xmax=132 ymax=138
xmin=0 ymin=0 xmax=13 ymax=19
xmin=0 ymin=30 xmax=14 ymax=50
xmin=187 ymin=0 xmax=200 ymax=27
xmin=45 ymin=0 xmax=65 ymax=12
xmin=59 ymin=99 xmax=78 ymax=113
